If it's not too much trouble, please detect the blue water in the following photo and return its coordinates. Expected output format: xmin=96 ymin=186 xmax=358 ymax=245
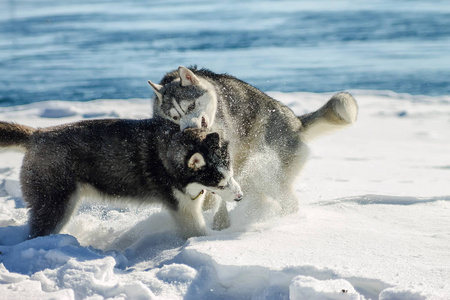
xmin=1 ymin=0 xmax=449 ymax=105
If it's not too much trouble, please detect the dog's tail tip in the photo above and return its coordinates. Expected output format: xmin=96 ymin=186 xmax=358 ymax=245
xmin=298 ymin=92 xmax=358 ymax=142
xmin=329 ymin=92 xmax=358 ymax=124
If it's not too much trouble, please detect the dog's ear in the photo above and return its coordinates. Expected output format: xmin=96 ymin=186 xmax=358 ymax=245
xmin=205 ymin=132 xmax=220 ymax=147
xmin=148 ymin=80 xmax=163 ymax=103
xmin=178 ymin=66 xmax=200 ymax=86
xmin=188 ymin=152 xmax=205 ymax=171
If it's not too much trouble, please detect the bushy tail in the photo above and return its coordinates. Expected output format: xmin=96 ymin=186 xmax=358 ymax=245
xmin=0 ymin=121 xmax=36 ymax=151
xmin=298 ymin=92 xmax=358 ymax=142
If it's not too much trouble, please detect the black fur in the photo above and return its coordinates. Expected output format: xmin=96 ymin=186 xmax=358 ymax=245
xmin=1 ymin=118 xmax=232 ymax=238
xmin=0 ymin=122 xmax=35 ymax=148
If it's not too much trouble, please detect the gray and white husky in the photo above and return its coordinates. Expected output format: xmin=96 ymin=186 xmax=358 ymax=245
xmin=148 ymin=66 xmax=357 ymax=219
xmin=0 ymin=118 xmax=242 ymax=239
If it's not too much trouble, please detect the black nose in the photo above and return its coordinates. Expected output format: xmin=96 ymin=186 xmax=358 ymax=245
xmin=234 ymin=195 xmax=243 ymax=202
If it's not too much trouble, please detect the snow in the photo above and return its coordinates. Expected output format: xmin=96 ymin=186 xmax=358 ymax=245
xmin=0 ymin=91 xmax=449 ymax=299
xmin=289 ymin=276 xmax=360 ymax=300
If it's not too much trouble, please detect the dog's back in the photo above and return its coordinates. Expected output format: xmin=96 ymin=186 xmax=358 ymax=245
xmin=23 ymin=119 xmax=175 ymax=199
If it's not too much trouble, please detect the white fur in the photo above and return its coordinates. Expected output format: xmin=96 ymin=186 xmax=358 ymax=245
xmin=300 ymin=120 xmax=341 ymax=143
xmin=169 ymin=108 xmax=181 ymax=121
xmin=180 ymin=79 xmax=217 ymax=130
xmin=149 ymin=68 xmax=218 ymax=130
xmin=335 ymin=94 xmax=358 ymax=124
xmin=184 ymin=167 xmax=243 ymax=203
xmin=0 ymin=145 xmax=28 ymax=153
xmin=53 ymin=188 xmax=83 ymax=234
xmin=178 ymin=100 xmax=193 ymax=112
xmin=301 ymin=94 xmax=358 ymax=142
xmin=205 ymin=167 xmax=243 ymax=202
xmin=213 ymin=176 xmax=243 ymax=202
xmin=173 ymin=184 xmax=207 ymax=238
xmin=171 ymin=99 xmax=185 ymax=118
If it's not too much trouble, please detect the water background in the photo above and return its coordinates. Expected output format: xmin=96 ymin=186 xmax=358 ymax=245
xmin=1 ymin=0 xmax=449 ymax=105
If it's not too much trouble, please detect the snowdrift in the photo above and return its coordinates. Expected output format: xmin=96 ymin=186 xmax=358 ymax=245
xmin=0 ymin=91 xmax=449 ymax=299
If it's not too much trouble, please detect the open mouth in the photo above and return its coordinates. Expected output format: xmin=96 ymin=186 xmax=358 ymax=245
xmin=234 ymin=194 xmax=243 ymax=202
xmin=201 ymin=117 xmax=208 ymax=128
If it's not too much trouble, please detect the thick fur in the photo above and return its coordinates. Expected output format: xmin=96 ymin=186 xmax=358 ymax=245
xmin=0 ymin=118 xmax=242 ymax=239
xmin=149 ymin=66 xmax=358 ymax=217
xmin=0 ymin=122 xmax=35 ymax=151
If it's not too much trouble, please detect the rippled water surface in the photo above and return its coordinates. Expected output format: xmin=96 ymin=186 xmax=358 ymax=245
xmin=1 ymin=0 xmax=449 ymax=105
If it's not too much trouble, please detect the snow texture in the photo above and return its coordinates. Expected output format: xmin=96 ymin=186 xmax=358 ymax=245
xmin=0 ymin=91 xmax=449 ymax=299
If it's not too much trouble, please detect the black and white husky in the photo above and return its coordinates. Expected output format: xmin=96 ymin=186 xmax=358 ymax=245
xmin=148 ymin=66 xmax=358 ymax=218
xmin=0 ymin=118 xmax=242 ymax=239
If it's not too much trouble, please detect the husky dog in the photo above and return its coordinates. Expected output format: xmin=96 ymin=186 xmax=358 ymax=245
xmin=148 ymin=66 xmax=357 ymax=218
xmin=0 ymin=118 xmax=242 ymax=239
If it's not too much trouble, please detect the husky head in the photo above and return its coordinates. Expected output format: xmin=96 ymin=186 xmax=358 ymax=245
xmin=149 ymin=66 xmax=217 ymax=130
xmin=167 ymin=128 xmax=242 ymax=202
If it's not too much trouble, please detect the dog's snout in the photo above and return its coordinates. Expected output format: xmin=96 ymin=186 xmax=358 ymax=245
xmin=234 ymin=193 xmax=243 ymax=202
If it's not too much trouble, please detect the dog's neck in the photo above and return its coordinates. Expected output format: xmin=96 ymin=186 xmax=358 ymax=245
xmin=184 ymin=183 xmax=207 ymax=202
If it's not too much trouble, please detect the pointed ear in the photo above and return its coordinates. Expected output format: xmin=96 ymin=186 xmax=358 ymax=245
xmin=205 ymin=132 xmax=220 ymax=147
xmin=178 ymin=66 xmax=200 ymax=86
xmin=148 ymin=80 xmax=163 ymax=102
xmin=188 ymin=152 xmax=206 ymax=171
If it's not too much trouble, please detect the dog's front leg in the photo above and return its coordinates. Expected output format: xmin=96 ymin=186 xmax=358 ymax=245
xmin=202 ymin=192 xmax=231 ymax=231
xmin=171 ymin=190 xmax=207 ymax=238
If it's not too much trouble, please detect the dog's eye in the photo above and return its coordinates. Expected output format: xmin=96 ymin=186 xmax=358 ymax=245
xmin=188 ymin=103 xmax=196 ymax=111
xmin=218 ymin=183 xmax=229 ymax=190
xmin=173 ymin=116 xmax=179 ymax=121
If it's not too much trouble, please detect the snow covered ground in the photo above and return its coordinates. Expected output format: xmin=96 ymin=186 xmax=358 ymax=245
xmin=0 ymin=91 xmax=449 ymax=299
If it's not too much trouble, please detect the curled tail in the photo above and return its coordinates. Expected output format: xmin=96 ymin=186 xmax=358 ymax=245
xmin=298 ymin=92 xmax=358 ymax=142
xmin=0 ymin=121 xmax=36 ymax=151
